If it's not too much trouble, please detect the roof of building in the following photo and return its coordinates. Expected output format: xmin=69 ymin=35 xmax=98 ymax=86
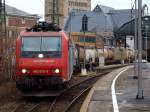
xmin=93 ymin=5 xmax=114 ymax=14
xmin=5 ymin=4 xmax=39 ymax=18
xmin=115 ymin=16 xmax=150 ymax=37
xmin=64 ymin=5 xmax=135 ymax=37
xmin=110 ymin=9 xmax=136 ymax=31
xmin=64 ymin=10 xmax=114 ymax=33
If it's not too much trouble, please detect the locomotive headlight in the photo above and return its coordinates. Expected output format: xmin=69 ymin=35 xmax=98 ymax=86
xmin=55 ymin=69 xmax=60 ymax=73
xmin=22 ymin=69 xmax=27 ymax=74
xmin=38 ymin=54 xmax=44 ymax=58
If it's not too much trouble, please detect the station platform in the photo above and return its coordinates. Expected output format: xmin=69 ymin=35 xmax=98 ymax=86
xmin=80 ymin=64 xmax=150 ymax=112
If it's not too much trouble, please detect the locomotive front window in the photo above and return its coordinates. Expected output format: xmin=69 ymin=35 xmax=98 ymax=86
xmin=42 ymin=37 xmax=61 ymax=51
xmin=21 ymin=36 xmax=61 ymax=58
xmin=22 ymin=37 xmax=41 ymax=51
xmin=22 ymin=37 xmax=61 ymax=52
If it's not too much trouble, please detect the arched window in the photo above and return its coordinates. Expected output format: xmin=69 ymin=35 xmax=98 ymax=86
xmin=82 ymin=14 xmax=88 ymax=32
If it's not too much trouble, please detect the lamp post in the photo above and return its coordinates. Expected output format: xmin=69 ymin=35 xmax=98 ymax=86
xmin=69 ymin=12 xmax=72 ymax=40
xmin=134 ymin=0 xmax=138 ymax=61
xmin=136 ymin=0 xmax=144 ymax=99
xmin=84 ymin=31 xmax=86 ymax=70
xmin=144 ymin=4 xmax=149 ymax=61
xmin=145 ymin=24 xmax=148 ymax=62
xmin=81 ymin=14 xmax=88 ymax=75
xmin=0 ymin=0 xmax=6 ymax=36
xmin=134 ymin=0 xmax=138 ymax=79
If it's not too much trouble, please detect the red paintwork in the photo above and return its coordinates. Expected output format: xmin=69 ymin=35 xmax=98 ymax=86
xmin=16 ymin=31 xmax=69 ymax=81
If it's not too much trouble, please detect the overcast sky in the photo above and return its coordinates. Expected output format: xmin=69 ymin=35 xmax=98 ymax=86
xmin=5 ymin=0 xmax=150 ymax=16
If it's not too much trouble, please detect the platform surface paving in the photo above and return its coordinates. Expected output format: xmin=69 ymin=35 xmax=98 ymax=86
xmin=81 ymin=64 xmax=150 ymax=112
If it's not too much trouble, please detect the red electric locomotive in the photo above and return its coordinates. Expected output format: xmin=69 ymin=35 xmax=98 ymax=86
xmin=16 ymin=22 xmax=74 ymax=93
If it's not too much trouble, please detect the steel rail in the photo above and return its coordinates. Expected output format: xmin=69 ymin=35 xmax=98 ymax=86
xmin=11 ymin=101 xmax=42 ymax=112
xmin=48 ymin=71 xmax=110 ymax=112
xmin=63 ymin=86 xmax=92 ymax=112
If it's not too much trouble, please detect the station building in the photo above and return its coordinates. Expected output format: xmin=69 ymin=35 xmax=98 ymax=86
xmin=5 ymin=4 xmax=39 ymax=38
xmin=0 ymin=4 xmax=39 ymax=61
xmin=0 ymin=4 xmax=39 ymax=55
xmin=0 ymin=4 xmax=39 ymax=80
xmin=69 ymin=32 xmax=103 ymax=48
xmin=64 ymin=5 xmax=136 ymax=49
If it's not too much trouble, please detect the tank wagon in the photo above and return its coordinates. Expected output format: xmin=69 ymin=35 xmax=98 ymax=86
xmin=74 ymin=46 xmax=134 ymax=69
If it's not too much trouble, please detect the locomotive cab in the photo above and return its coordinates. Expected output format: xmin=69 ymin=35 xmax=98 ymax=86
xmin=16 ymin=22 xmax=74 ymax=92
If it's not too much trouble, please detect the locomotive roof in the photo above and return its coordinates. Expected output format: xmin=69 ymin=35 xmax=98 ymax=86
xmin=19 ymin=22 xmax=69 ymax=40
xmin=20 ymin=31 xmax=62 ymax=37
xmin=26 ymin=21 xmax=61 ymax=32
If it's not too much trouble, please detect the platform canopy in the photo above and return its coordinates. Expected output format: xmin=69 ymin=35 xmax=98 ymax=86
xmin=114 ymin=16 xmax=150 ymax=37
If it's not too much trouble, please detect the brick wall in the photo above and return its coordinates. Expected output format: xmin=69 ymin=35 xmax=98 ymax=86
xmin=8 ymin=16 xmax=37 ymax=28
xmin=0 ymin=15 xmax=38 ymax=81
xmin=6 ymin=15 xmax=38 ymax=38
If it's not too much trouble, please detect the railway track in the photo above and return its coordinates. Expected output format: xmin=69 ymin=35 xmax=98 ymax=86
xmin=48 ymin=71 xmax=109 ymax=112
xmin=10 ymin=97 xmax=57 ymax=112
xmin=11 ymin=101 xmax=41 ymax=112
xmin=10 ymin=72 xmax=108 ymax=112
xmin=8 ymin=65 xmax=126 ymax=112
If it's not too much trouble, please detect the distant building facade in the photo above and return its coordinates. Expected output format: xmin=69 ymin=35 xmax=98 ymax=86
xmin=64 ymin=5 xmax=136 ymax=48
xmin=69 ymin=32 xmax=103 ymax=48
xmin=44 ymin=0 xmax=91 ymax=28
xmin=0 ymin=4 xmax=39 ymax=79
xmin=5 ymin=4 xmax=39 ymax=38
xmin=68 ymin=0 xmax=91 ymax=12
xmin=45 ymin=0 xmax=66 ymax=28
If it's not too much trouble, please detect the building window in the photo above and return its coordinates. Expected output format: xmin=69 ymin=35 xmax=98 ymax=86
xmin=82 ymin=14 xmax=88 ymax=31
xmin=79 ymin=36 xmax=96 ymax=43
xmin=22 ymin=18 xmax=25 ymax=24
xmin=69 ymin=1 xmax=71 ymax=6
xmin=94 ymin=6 xmax=102 ymax=12
xmin=7 ymin=30 xmax=12 ymax=37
